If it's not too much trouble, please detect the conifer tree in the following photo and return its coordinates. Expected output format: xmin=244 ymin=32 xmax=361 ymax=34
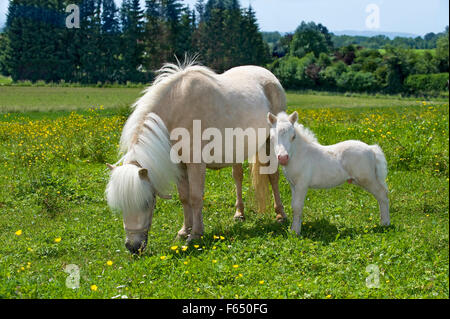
xmin=143 ymin=0 xmax=163 ymax=70
xmin=120 ymin=0 xmax=145 ymax=82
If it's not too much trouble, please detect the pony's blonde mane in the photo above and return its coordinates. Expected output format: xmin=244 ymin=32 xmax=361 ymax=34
xmin=107 ymin=113 xmax=181 ymax=213
xmin=110 ymin=59 xmax=216 ymax=209
xmin=120 ymin=59 xmax=216 ymax=153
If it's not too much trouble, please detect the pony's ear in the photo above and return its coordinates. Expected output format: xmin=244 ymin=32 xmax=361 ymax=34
xmin=106 ymin=163 xmax=116 ymax=171
xmin=288 ymin=111 xmax=298 ymax=124
xmin=138 ymin=168 xmax=148 ymax=179
xmin=267 ymin=112 xmax=277 ymax=125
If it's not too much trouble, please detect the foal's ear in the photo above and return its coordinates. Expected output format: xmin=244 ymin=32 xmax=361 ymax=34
xmin=288 ymin=111 xmax=298 ymax=124
xmin=138 ymin=168 xmax=148 ymax=179
xmin=267 ymin=112 xmax=277 ymax=125
xmin=106 ymin=163 xmax=116 ymax=171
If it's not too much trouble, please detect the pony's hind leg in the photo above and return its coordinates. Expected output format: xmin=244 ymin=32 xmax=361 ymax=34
xmin=359 ymin=180 xmax=390 ymax=226
xmin=176 ymin=166 xmax=193 ymax=239
xmin=232 ymin=164 xmax=245 ymax=220
xmin=268 ymin=169 xmax=287 ymax=222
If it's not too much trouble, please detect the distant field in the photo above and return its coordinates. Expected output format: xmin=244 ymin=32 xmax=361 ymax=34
xmin=0 ymin=87 xmax=144 ymax=113
xmin=0 ymin=86 xmax=446 ymax=113
xmin=378 ymin=49 xmax=436 ymax=56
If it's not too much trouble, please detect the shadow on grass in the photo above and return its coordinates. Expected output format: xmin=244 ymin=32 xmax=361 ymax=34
xmin=300 ymin=218 xmax=395 ymax=244
xmin=140 ymin=215 xmax=396 ymax=258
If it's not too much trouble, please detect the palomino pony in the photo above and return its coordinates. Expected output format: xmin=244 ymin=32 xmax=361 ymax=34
xmin=106 ymin=62 xmax=287 ymax=254
xmin=268 ymin=111 xmax=390 ymax=235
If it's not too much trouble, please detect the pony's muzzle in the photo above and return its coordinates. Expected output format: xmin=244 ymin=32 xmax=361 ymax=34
xmin=125 ymin=231 xmax=148 ymax=254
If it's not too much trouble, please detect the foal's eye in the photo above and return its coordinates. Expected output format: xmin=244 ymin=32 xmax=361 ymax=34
xmin=291 ymin=135 xmax=296 ymax=141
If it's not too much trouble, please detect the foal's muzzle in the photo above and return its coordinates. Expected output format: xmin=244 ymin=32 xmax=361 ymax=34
xmin=278 ymin=154 xmax=289 ymax=166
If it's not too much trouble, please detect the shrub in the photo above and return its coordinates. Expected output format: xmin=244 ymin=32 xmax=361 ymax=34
xmin=271 ymin=53 xmax=317 ymax=89
xmin=404 ymin=73 xmax=449 ymax=94
xmin=336 ymin=70 xmax=379 ymax=92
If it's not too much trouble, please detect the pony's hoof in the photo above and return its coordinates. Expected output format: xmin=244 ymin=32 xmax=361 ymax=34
xmin=276 ymin=214 xmax=288 ymax=223
xmin=233 ymin=212 xmax=245 ymax=221
xmin=176 ymin=228 xmax=191 ymax=240
xmin=186 ymin=233 xmax=202 ymax=244
xmin=176 ymin=232 xmax=189 ymax=240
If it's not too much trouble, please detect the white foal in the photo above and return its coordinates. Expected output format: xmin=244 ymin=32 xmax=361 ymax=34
xmin=268 ymin=111 xmax=390 ymax=235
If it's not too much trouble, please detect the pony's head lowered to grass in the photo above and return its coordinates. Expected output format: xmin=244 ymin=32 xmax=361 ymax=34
xmin=105 ymin=112 xmax=180 ymax=254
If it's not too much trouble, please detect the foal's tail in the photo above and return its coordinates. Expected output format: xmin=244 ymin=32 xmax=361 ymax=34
xmin=370 ymin=145 xmax=388 ymax=190
xmin=250 ymin=150 xmax=270 ymax=213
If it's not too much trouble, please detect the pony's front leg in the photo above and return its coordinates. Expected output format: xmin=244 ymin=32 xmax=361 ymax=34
xmin=291 ymin=184 xmax=308 ymax=236
xmin=186 ymin=163 xmax=206 ymax=242
xmin=176 ymin=167 xmax=192 ymax=239
xmin=268 ymin=169 xmax=287 ymax=222
xmin=232 ymin=164 xmax=245 ymax=220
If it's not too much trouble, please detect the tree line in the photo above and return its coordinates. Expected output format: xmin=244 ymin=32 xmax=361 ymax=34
xmin=264 ymin=30 xmax=448 ymax=54
xmin=0 ymin=1 xmax=448 ymax=95
xmin=267 ymin=22 xmax=449 ymax=95
xmin=0 ymin=0 xmax=269 ymax=83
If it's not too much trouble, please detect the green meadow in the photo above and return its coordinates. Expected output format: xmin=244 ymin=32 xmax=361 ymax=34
xmin=0 ymin=87 xmax=448 ymax=298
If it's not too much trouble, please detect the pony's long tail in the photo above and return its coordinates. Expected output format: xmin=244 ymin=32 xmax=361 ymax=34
xmin=370 ymin=145 xmax=388 ymax=190
xmin=250 ymin=150 xmax=271 ymax=213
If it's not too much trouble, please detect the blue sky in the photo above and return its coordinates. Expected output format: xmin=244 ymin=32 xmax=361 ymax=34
xmin=0 ymin=0 xmax=448 ymax=35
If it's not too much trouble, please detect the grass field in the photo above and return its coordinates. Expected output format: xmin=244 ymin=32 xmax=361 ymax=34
xmin=0 ymin=87 xmax=448 ymax=299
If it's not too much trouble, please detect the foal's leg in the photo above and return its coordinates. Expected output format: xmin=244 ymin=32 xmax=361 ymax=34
xmin=176 ymin=166 xmax=193 ymax=239
xmin=232 ymin=164 xmax=245 ymax=220
xmin=186 ymin=163 xmax=206 ymax=242
xmin=268 ymin=169 xmax=287 ymax=222
xmin=360 ymin=181 xmax=390 ymax=226
xmin=291 ymin=184 xmax=308 ymax=235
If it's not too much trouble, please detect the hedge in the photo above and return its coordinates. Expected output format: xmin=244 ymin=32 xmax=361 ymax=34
xmin=404 ymin=73 xmax=449 ymax=94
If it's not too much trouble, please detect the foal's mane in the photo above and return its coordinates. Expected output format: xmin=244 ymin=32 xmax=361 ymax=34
xmin=294 ymin=123 xmax=318 ymax=144
xmin=277 ymin=112 xmax=318 ymax=144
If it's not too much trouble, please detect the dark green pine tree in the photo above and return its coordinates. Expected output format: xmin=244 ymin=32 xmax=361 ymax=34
xmin=176 ymin=6 xmax=195 ymax=59
xmin=143 ymin=0 xmax=164 ymax=71
xmin=77 ymin=0 xmax=103 ymax=83
xmin=239 ymin=5 xmax=270 ymax=66
xmin=100 ymin=0 xmax=121 ymax=82
xmin=120 ymin=0 xmax=145 ymax=82
xmin=5 ymin=0 xmax=69 ymax=82
xmin=4 ymin=0 xmax=25 ymax=81
xmin=200 ymin=0 xmax=227 ymax=71
xmin=161 ymin=0 xmax=184 ymax=61
xmin=195 ymin=0 xmax=206 ymax=23
xmin=0 ymin=32 xmax=8 ymax=76
xmin=222 ymin=0 xmax=242 ymax=70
